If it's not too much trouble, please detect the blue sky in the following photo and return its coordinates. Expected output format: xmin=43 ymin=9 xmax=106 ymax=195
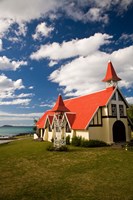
xmin=0 ymin=0 xmax=133 ymax=126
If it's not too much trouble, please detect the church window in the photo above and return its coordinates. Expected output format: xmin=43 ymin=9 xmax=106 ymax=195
xmin=111 ymin=104 xmax=117 ymax=116
xmin=119 ymin=105 xmax=124 ymax=116
xmin=112 ymin=93 xmax=116 ymax=100
xmin=118 ymin=93 xmax=123 ymax=101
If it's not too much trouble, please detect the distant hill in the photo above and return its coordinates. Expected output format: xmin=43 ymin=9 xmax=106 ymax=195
xmin=1 ymin=125 xmax=33 ymax=128
xmin=2 ymin=125 xmax=13 ymax=127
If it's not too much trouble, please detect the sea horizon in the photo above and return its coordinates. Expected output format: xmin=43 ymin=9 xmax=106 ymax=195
xmin=0 ymin=126 xmax=34 ymax=137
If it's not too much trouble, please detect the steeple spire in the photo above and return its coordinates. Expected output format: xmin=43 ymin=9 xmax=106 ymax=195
xmin=52 ymin=94 xmax=69 ymax=112
xmin=102 ymin=61 xmax=121 ymax=88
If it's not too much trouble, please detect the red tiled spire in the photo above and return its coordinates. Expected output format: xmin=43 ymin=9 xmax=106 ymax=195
xmin=102 ymin=61 xmax=121 ymax=82
xmin=52 ymin=94 xmax=69 ymax=112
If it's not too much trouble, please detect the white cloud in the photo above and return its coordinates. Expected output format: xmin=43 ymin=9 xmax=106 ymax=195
xmin=14 ymin=23 xmax=27 ymax=37
xmin=59 ymin=0 xmax=133 ymax=23
xmin=0 ymin=39 xmax=2 ymax=51
xmin=49 ymin=43 xmax=133 ymax=96
xmin=32 ymin=22 xmax=54 ymax=40
xmin=0 ymin=111 xmax=43 ymax=118
xmin=49 ymin=60 xmax=58 ymax=67
xmin=29 ymin=86 xmax=34 ymax=90
xmin=0 ymin=74 xmax=25 ymax=99
xmin=118 ymin=33 xmax=133 ymax=44
xmin=0 ymin=74 xmax=24 ymax=91
xmin=126 ymin=97 xmax=133 ymax=104
xmin=0 ymin=0 xmax=59 ymax=38
xmin=16 ymin=93 xmax=34 ymax=98
xmin=0 ymin=99 xmax=31 ymax=105
xmin=0 ymin=111 xmax=43 ymax=126
xmin=85 ymin=8 xmax=108 ymax=23
xmin=0 ymin=56 xmax=27 ymax=71
xmin=0 ymin=18 xmax=14 ymax=38
xmin=0 ymin=0 xmax=132 ymax=39
xmin=39 ymin=103 xmax=53 ymax=108
xmin=30 ymin=33 xmax=112 ymax=60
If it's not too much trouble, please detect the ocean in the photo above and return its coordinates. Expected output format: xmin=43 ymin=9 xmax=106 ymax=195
xmin=0 ymin=126 xmax=34 ymax=137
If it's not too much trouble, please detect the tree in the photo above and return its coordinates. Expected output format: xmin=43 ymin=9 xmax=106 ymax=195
xmin=33 ymin=119 xmax=38 ymax=132
xmin=127 ymin=105 xmax=133 ymax=131
xmin=127 ymin=105 xmax=133 ymax=122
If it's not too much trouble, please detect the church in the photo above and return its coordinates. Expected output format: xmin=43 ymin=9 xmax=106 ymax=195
xmin=36 ymin=61 xmax=132 ymax=144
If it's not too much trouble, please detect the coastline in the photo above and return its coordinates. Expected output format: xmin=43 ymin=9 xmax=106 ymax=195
xmin=0 ymin=133 xmax=33 ymax=144
xmin=0 ymin=140 xmax=14 ymax=144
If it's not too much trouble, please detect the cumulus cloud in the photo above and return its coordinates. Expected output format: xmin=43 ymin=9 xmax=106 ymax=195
xmin=0 ymin=0 xmax=132 ymax=38
xmin=0 ymin=56 xmax=27 ymax=71
xmin=30 ymin=33 xmax=112 ymax=60
xmin=0 ymin=39 xmax=2 ymax=51
xmin=49 ymin=43 xmax=133 ymax=96
xmin=118 ymin=33 xmax=133 ymax=44
xmin=0 ymin=111 xmax=43 ymax=126
xmin=60 ymin=0 xmax=133 ymax=23
xmin=126 ymin=97 xmax=133 ymax=104
xmin=49 ymin=60 xmax=58 ymax=67
xmin=0 ymin=99 xmax=31 ymax=106
xmin=0 ymin=74 xmax=25 ymax=99
xmin=32 ymin=22 xmax=54 ymax=40
xmin=0 ymin=0 xmax=59 ymax=38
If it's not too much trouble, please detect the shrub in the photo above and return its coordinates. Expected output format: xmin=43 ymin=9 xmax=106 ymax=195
xmin=122 ymin=141 xmax=133 ymax=151
xmin=71 ymin=137 xmax=108 ymax=148
xmin=46 ymin=144 xmax=55 ymax=151
xmin=71 ymin=136 xmax=82 ymax=146
xmin=57 ymin=145 xmax=68 ymax=151
xmin=81 ymin=139 xmax=108 ymax=147
xmin=51 ymin=138 xmax=54 ymax=143
xmin=66 ymin=135 xmax=70 ymax=145
xmin=47 ymin=144 xmax=68 ymax=152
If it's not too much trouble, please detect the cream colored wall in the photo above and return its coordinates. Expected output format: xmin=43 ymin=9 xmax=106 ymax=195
xmin=48 ymin=131 xmax=53 ymax=142
xmin=89 ymin=118 xmax=111 ymax=143
xmin=102 ymin=106 xmax=108 ymax=116
xmin=76 ymin=130 xmax=89 ymax=140
xmin=44 ymin=128 xmax=48 ymax=141
xmin=89 ymin=117 xmax=131 ymax=144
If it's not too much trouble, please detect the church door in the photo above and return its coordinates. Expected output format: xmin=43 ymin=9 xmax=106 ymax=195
xmin=113 ymin=120 xmax=126 ymax=142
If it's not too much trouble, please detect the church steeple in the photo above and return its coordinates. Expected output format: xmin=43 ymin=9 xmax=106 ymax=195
xmin=102 ymin=61 xmax=121 ymax=88
xmin=52 ymin=94 xmax=69 ymax=113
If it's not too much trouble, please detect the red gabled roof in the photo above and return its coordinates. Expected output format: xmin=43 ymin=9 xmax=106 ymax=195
xmin=102 ymin=61 xmax=121 ymax=82
xmin=37 ymin=87 xmax=115 ymax=130
xmin=65 ymin=113 xmax=76 ymax=128
xmin=64 ymin=87 xmax=115 ymax=129
xmin=48 ymin=115 xmax=54 ymax=125
xmin=36 ymin=110 xmax=53 ymax=129
xmin=51 ymin=94 xmax=70 ymax=112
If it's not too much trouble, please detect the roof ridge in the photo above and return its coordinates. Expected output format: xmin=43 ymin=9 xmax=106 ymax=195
xmin=64 ymin=87 xmax=108 ymax=102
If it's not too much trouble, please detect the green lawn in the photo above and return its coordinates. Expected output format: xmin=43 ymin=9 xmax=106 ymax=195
xmin=0 ymin=138 xmax=133 ymax=200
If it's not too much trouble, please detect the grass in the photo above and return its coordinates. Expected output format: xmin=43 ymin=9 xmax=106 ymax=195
xmin=0 ymin=138 xmax=133 ymax=200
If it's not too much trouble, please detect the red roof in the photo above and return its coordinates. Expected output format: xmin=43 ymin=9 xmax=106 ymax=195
xmin=36 ymin=110 xmax=53 ymax=128
xmin=48 ymin=115 xmax=54 ymax=125
xmin=102 ymin=61 xmax=121 ymax=82
xmin=65 ymin=113 xmax=76 ymax=128
xmin=52 ymin=94 xmax=70 ymax=112
xmin=37 ymin=87 xmax=115 ymax=130
xmin=64 ymin=87 xmax=115 ymax=129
